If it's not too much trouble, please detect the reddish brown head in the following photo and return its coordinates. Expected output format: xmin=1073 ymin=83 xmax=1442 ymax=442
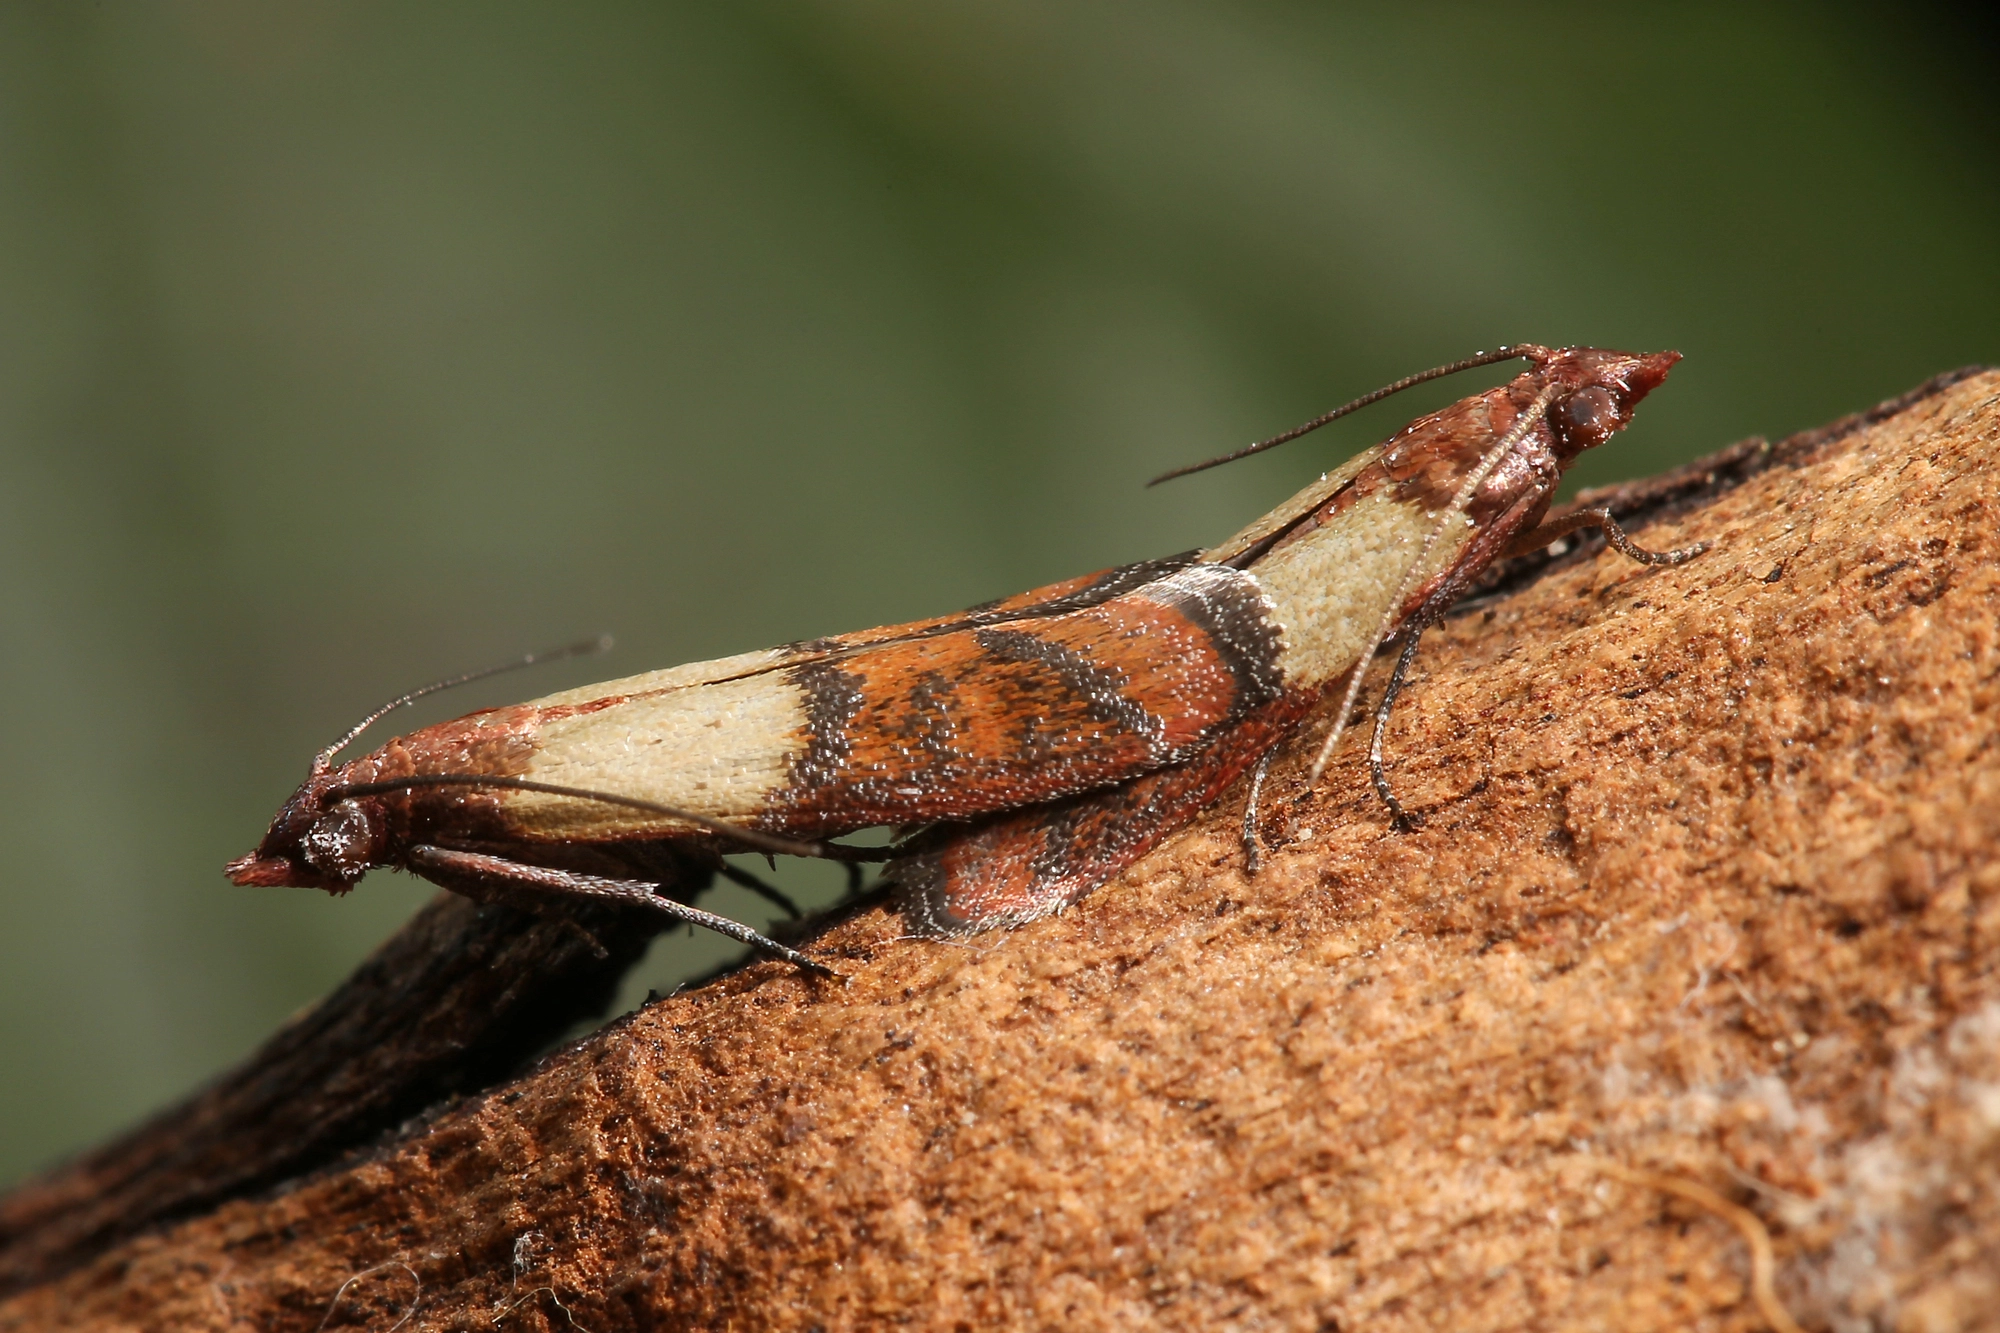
xmin=225 ymin=753 xmax=387 ymax=892
xmin=1151 ymin=343 xmax=1679 ymax=491
xmin=225 ymin=640 xmax=613 ymax=893
xmin=1535 ymin=346 xmax=1680 ymax=467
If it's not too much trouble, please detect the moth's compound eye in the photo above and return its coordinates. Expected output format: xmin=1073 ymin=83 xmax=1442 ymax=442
xmin=1560 ymin=385 xmax=1619 ymax=439
xmin=301 ymin=800 xmax=378 ymax=884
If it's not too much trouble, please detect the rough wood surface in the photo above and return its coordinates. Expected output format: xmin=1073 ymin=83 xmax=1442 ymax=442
xmin=0 ymin=895 xmax=665 ymax=1296
xmin=3 ymin=369 xmax=1996 ymax=1332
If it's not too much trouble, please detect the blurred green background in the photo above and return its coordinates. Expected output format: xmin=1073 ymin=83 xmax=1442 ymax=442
xmin=2 ymin=3 xmax=1994 ymax=1188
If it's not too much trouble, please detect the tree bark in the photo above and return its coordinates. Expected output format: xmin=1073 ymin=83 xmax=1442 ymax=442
xmin=3 ymin=368 xmax=1996 ymax=1333
xmin=0 ymin=893 xmax=667 ymax=1296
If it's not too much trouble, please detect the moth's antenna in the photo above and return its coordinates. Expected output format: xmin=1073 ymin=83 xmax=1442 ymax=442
xmin=322 ymin=773 xmax=896 ymax=863
xmin=316 ymin=635 xmax=615 ymax=767
xmin=1148 ymin=345 xmax=1544 ymax=486
xmin=1306 ymin=380 xmax=1562 ymax=785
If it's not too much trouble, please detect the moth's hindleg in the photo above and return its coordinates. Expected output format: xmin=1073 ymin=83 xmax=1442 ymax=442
xmin=407 ymin=845 xmax=836 ymax=977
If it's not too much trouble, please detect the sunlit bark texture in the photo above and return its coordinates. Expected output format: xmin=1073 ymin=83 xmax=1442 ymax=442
xmin=3 ymin=369 xmax=1996 ymax=1332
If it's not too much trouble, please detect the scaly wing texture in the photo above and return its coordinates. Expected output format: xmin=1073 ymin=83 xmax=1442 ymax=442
xmin=765 ymin=562 xmax=1287 ymax=831
xmin=894 ymin=687 xmax=1319 ymax=935
xmin=374 ymin=561 xmax=1287 ymax=844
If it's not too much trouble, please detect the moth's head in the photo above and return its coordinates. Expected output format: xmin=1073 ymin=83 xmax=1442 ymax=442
xmin=1540 ymin=347 xmax=1680 ymax=467
xmin=224 ymin=755 xmax=383 ymax=893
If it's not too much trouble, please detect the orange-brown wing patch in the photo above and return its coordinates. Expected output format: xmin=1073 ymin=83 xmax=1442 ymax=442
xmin=761 ymin=562 xmax=1285 ymax=832
xmin=488 ymin=556 xmax=1209 ymax=738
xmin=893 ymin=688 xmax=1319 ymax=935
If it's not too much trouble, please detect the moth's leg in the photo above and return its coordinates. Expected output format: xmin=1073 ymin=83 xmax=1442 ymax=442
xmin=844 ymin=861 xmax=865 ymax=898
xmin=715 ymin=862 xmax=803 ymax=919
xmin=1241 ymin=749 xmax=1276 ymax=875
xmin=1370 ymin=629 xmax=1428 ymax=831
xmin=1508 ymin=505 xmax=1707 ymax=566
xmin=406 ymin=846 xmax=836 ymax=977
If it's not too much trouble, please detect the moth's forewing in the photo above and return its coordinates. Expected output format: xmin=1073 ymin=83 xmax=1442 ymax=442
xmin=1203 ymin=443 xmax=1388 ymax=566
xmin=325 ymin=563 xmax=1284 ymax=857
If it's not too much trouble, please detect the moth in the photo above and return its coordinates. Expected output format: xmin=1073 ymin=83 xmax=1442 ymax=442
xmin=229 ymin=345 xmax=1703 ymax=973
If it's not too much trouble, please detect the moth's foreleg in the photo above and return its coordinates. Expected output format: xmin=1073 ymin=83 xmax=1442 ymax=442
xmin=405 ymin=846 xmax=837 ymax=978
xmin=1510 ymin=505 xmax=1707 ymax=567
xmin=1370 ymin=628 xmax=1428 ymax=831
